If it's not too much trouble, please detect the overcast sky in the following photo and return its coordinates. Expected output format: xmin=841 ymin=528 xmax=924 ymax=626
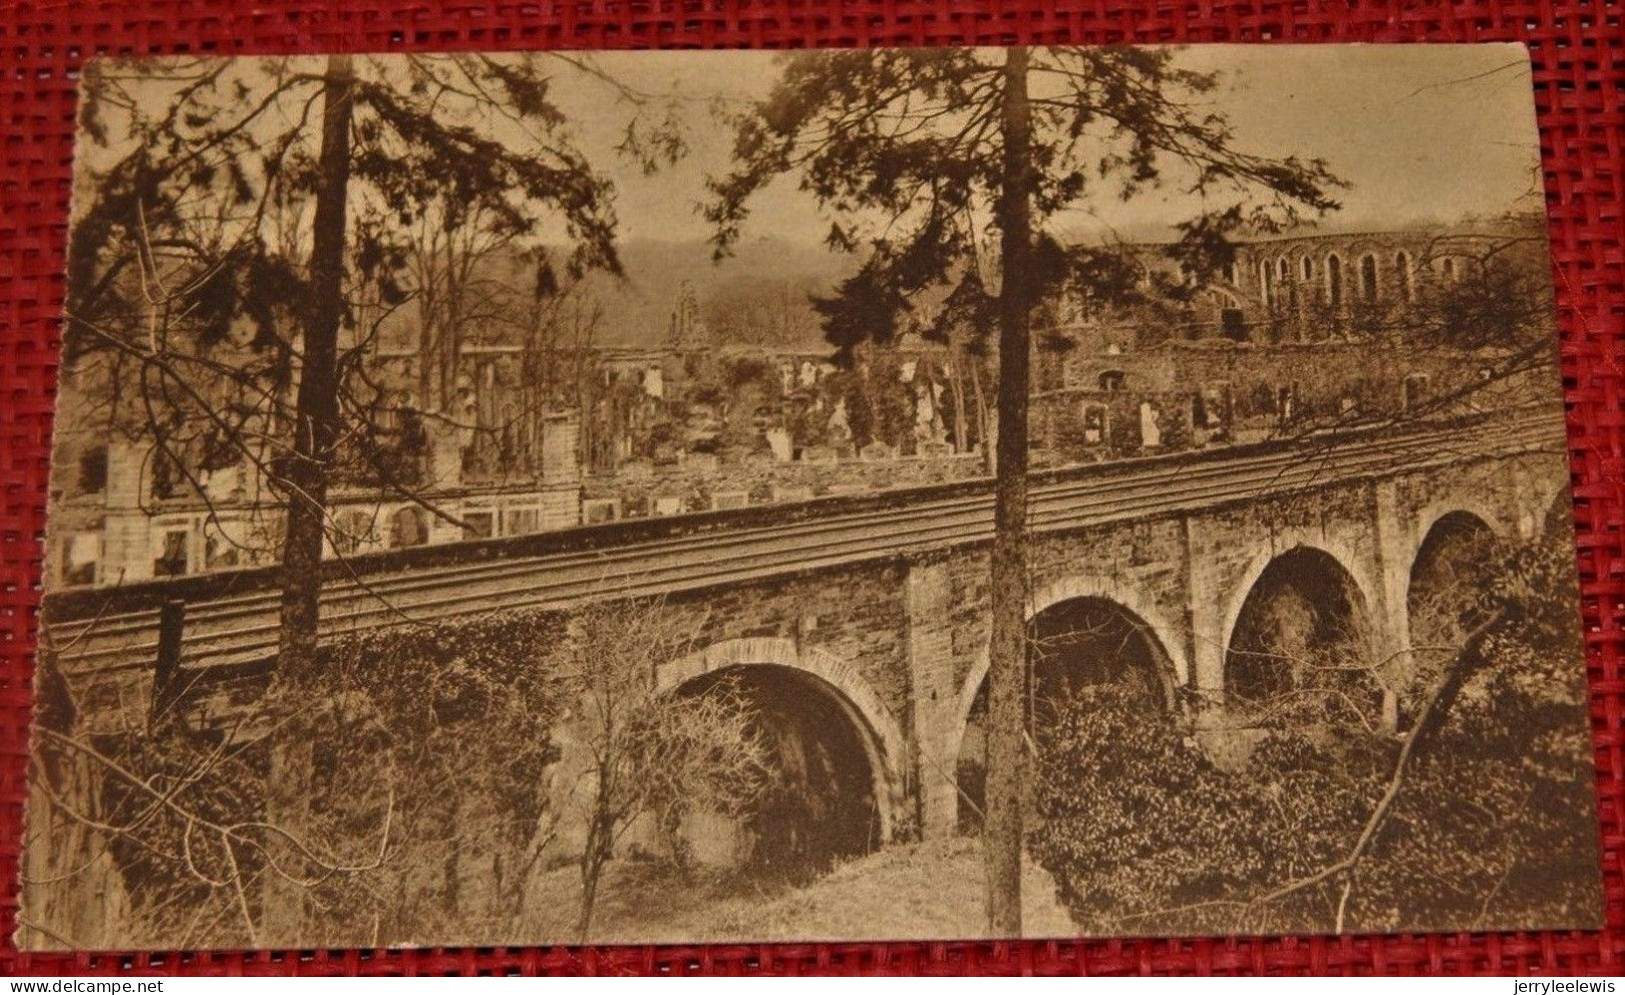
xmin=80 ymin=44 xmax=1543 ymax=259
xmin=541 ymin=44 xmax=1542 ymax=247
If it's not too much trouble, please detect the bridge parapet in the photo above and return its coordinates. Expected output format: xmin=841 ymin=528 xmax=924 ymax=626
xmin=45 ymin=407 xmax=1570 ymax=787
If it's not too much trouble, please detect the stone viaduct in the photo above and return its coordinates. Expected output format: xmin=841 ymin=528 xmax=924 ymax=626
xmin=45 ymin=408 xmax=1575 ymax=856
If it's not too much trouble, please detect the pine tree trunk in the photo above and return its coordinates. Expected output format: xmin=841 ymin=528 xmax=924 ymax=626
xmin=277 ymin=51 xmax=353 ymax=679
xmin=983 ymin=44 xmax=1034 ymax=938
xmin=265 ymin=52 xmax=354 ymax=944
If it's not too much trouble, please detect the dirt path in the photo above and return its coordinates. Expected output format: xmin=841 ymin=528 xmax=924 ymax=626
xmin=524 ymin=837 xmax=1080 ymax=945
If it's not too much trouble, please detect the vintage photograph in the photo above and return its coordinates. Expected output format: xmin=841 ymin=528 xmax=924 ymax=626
xmin=21 ymin=44 xmax=1601 ymax=950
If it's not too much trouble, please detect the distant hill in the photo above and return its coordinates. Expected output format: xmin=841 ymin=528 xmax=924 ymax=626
xmin=583 ymin=235 xmax=855 ymax=349
xmin=386 ymin=216 xmax=1529 ymax=356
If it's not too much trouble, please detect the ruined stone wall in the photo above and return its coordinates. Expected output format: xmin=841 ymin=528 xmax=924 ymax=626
xmin=1056 ymin=341 xmax=1533 ymax=450
xmin=1227 ymin=229 xmax=1524 ymax=313
xmin=58 ymin=439 xmax=1559 ymax=851
xmin=932 ymin=514 xmax=1195 ymax=709
xmin=668 ymin=558 xmax=913 ymax=721
xmin=581 ymin=451 xmax=987 ymax=517
xmin=1033 ymin=388 xmax=1196 ymax=464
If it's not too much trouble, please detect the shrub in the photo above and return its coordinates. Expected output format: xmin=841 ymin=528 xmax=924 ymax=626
xmin=1030 ymin=533 xmax=1598 ymax=935
xmin=262 ymin=607 xmax=572 ymax=945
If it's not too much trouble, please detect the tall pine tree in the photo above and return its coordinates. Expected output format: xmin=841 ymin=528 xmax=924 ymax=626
xmin=64 ymin=56 xmax=669 ymax=938
xmin=65 ymin=53 xmax=655 ymax=672
xmin=706 ymin=46 xmax=1341 ymax=934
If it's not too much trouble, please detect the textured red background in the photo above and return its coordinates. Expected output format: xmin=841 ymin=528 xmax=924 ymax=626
xmin=1 ymin=0 xmax=1622 ymax=977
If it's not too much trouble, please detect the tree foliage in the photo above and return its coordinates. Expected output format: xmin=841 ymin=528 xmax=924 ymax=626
xmin=61 ymin=54 xmax=637 ymax=551
xmin=707 ymin=44 xmax=1343 ymax=933
xmin=1028 ymin=530 xmax=1599 ymax=934
xmin=267 ymin=609 xmax=573 ymax=946
xmin=26 ymin=608 xmax=572 ymax=949
xmin=707 ymin=47 xmax=1342 ymax=356
xmin=560 ymin=597 xmax=772 ymax=942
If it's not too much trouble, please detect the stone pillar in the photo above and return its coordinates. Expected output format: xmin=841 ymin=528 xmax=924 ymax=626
xmin=905 ymin=556 xmax=959 ymax=839
xmin=541 ymin=482 xmax=583 ymax=530
xmin=1369 ymin=480 xmax=1412 ymax=729
xmin=101 ymin=440 xmax=153 ymax=582
xmin=1510 ymin=452 xmax=1563 ymax=540
xmin=1184 ymin=513 xmax=1262 ymax=768
xmin=1182 ymin=516 xmax=1228 ymax=702
xmin=538 ymin=411 xmax=583 ymax=528
xmin=427 ymin=421 xmax=464 ymax=490
xmin=104 ymin=439 xmax=145 ymax=509
xmin=542 ymin=410 xmax=581 ymax=486
xmin=100 ymin=514 xmax=154 ymax=582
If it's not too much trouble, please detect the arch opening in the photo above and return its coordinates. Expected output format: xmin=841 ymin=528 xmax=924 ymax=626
xmin=333 ymin=508 xmax=374 ymax=556
xmin=390 ymin=507 xmax=427 ymax=548
xmin=1406 ymin=513 xmax=1498 ymax=716
xmin=1225 ymin=546 xmax=1380 ymax=725
xmin=1359 ymin=253 xmax=1379 ymax=302
xmin=956 ymin=597 xmax=1174 ymax=831
xmin=672 ymin=663 xmax=882 ymax=880
xmin=1326 ymin=253 xmax=1344 ymax=308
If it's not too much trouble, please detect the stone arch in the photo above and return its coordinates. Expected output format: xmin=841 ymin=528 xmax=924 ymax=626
xmin=1408 ymin=511 xmax=1498 ymax=632
xmin=1199 ymin=285 xmax=1245 ymax=311
xmin=1325 ymin=252 xmax=1345 ymax=307
xmin=947 ymin=576 xmax=1187 ymax=826
xmin=658 ymin=637 xmax=904 ymax=845
xmin=1359 ymin=252 xmax=1380 ymax=302
xmin=1395 ymin=250 xmax=1415 ymax=300
xmin=1220 ymin=542 xmax=1380 ymax=714
xmin=1412 ymin=506 xmax=1500 ymax=553
xmin=1411 ymin=501 xmax=1510 ymax=559
xmin=1219 ymin=535 xmax=1377 ymax=673
xmin=952 ymin=575 xmax=1190 ymax=745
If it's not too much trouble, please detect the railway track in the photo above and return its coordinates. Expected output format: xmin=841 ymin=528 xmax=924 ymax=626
xmin=47 ymin=411 xmax=1564 ymax=678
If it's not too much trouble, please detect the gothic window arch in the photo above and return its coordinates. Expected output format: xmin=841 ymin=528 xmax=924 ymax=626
xmin=1326 ymin=253 xmax=1344 ymax=308
xmin=1359 ymin=253 xmax=1379 ymax=302
xmin=333 ymin=509 xmax=373 ymax=557
xmin=391 ymin=507 xmax=427 ymax=548
xmin=1395 ymin=251 xmax=1415 ymax=300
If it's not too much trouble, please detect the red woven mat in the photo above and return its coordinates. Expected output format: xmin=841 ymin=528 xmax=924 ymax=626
xmin=2 ymin=0 xmax=1622 ymax=978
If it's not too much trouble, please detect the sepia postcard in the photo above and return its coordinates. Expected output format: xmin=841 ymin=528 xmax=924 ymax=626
xmin=21 ymin=44 xmax=1601 ymax=950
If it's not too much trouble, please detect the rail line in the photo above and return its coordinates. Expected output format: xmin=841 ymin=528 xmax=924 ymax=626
xmin=48 ymin=411 xmax=1564 ymax=677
